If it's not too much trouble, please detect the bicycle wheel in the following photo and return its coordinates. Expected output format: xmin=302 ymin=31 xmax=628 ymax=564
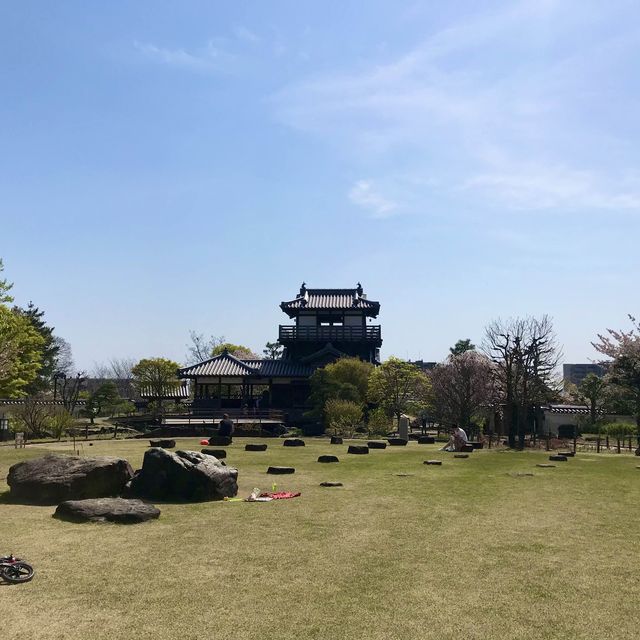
xmin=1 ymin=562 xmax=34 ymax=583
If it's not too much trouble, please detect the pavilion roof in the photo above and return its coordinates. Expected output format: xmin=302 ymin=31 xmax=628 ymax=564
xmin=178 ymin=352 xmax=314 ymax=378
xmin=280 ymin=283 xmax=380 ymax=317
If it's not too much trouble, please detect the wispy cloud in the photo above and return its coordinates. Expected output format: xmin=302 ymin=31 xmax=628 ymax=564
xmin=272 ymin=0 xmax=640 ymax=214
xmin=134 ymin=39 xmax=236 ymax=72
xmin=348 ymin=180 xmax=399 ymax=218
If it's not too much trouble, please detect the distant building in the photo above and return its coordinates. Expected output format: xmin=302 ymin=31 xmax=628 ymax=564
xmin=409 ymin=360 xmax=438 ymax=372
xmin=563 ymin=363 xmax=604 ymax=388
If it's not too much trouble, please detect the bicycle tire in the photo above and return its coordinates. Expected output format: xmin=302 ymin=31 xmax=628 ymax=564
xmin=1 ymin=562 xmax=35 ymax=583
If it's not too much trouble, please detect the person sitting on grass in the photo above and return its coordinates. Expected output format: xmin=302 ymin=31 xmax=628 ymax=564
xmin=441 ymin=425 xmax=468 ymax=451
xmin=218 ymin=413 xmax=235 ymax=440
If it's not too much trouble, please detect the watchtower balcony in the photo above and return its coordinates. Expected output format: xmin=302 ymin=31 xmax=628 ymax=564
xmin=279 ymin=324 xmax=382 ymax=345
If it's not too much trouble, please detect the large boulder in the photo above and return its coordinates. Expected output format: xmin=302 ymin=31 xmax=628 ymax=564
xmin=127 ymin=448 xmax=238 ymax=502
xmin=209 ymin=435 xmax=232 ymax=446
xmin=54 ymin=498 xmax=160 ymax=524
xmin=7 ymin=454 xmax=133 ymax=505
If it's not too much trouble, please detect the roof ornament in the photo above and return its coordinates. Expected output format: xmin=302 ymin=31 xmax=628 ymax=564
xmin=356 ymin=282 xmax=363 ymax=296
xmin=299 ymin=282 xmax=307 ymax=297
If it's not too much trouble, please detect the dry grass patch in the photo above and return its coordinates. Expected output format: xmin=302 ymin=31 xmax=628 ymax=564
xmin=1 ymin=439 xmax=639 ymax=639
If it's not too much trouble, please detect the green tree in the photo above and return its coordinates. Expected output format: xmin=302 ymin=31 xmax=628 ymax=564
xmin=131 ymin=357 xmax=180 ymax=415
xmin=85 ymin=381 xmax=122 ymax=424
xmin=263 ymin=341 xmax=284 ymax=359
xmin=367 ymin=406 xmax=392 ymax=437
xmin=211 ymin=342 xmax=258 ymax=359
xmin=12 ymin=302 xmax=61 ymax=394
xmin=603 ymin=422 xmax=635 ymax=454
xmin=0 ymin=258 xmax=14 ymax=304
xmin=0 ymin=306 xmax=45 ymax=397
xmin=450 ymin=338 xmax=475 ymax=356
xmin=48 ymin=408 xmax=75 ymax=441
xmin=308 ymin=357 xmax=374 ymax=424
xmin=368 ymin=357 xmax=432 ymax=426
xmin=324 ymin=398 xmax=363 ymax=438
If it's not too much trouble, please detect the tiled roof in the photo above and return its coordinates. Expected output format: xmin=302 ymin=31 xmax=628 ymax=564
xmin=546 ymin=404 xmax=590 ymax=415
xmin=281 ymin=284 xmax=380 ymax=317
xmin=178 ymin=353 xmax=313 ymax=378
xmin=139 ymin=380 xmax=191 ymax=399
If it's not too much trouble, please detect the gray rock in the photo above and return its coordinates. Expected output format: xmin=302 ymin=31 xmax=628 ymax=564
xmin=283 ymin=438 xmax=305 ymax=447
xmin=127 ymin=448 xmax=238 ymax=502
xmin=209 ymin=435 xmax=232 ymax=446
xmin=317 ymin=455 xmax=339 ymax=463
xmin=54 ymin=498 xmax=160 ymax=524
xmin=320 ymin=482 xmax=343 ymax=487
xmin=245 ymin=444 xmax=268 ymax=452
xmin=537 ymin=463 xmax=556 ymax=468
xmin=549 ymin=455 xmax=568 ymax=462
xmin=454 ymin=454 xmax=469 ymax=459
xmin=201 ymin=448 xmax=226 ymax=459
xmin=347 ymin=445 xmax=369 ymax=455
xmin=460 ymin=444 xmax=475 ymax=453
xmin=387 ymin=438 xmax=408 ymax=446
xmin=367 ymin=441 xmax=387 ymax=449
xmin=330 ymin=436 xmax=343 ymax=445
xmin=149 ymin=439 xmax=175 ymax=449
xmin=267 ymin=466 xmax=295 ymax=474
xmin=7 ymin=454 xmax=133 ymax=505
xmin=418 ymin=436 xmax=436 ymax=444
xmin=424 ymin=460 xmax=443 ymax=465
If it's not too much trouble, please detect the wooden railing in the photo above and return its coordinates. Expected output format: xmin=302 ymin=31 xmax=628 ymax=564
xmin=279 ymin=325 xmax=381 ymax=342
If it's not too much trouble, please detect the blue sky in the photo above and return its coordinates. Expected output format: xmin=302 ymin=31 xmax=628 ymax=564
xmin=2 ymin=0 xmax=639 ymax=370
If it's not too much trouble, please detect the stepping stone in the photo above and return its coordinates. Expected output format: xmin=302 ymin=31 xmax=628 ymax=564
xmin=394 ymin=473 xmax=414 ymax=477
xmin=388 ymin=438 xmax=408 ymax=446
xmin=510 ymin=472 xmax=535 ymax=477
xmin=245 ymin=444 xmax=267 ymax=452
xmin=209 ymin=436 xmax=232 ymax=446
xmin=454 ymin=454 xmax=469 ymax=459
xmin=330 ymin=436 xmax=343 ymax=445
xmin=424 ymin=460 xmax=443 ymax=465
xmin=460 ymin=444 xmax=474 ymax=453
xmin=318 ymin=455 xmax=339 ymax=463
xmin=558 ymin=451 xmax=575 ymax=457
xmin=283 ymin=438 xmax=305 ymax=447
xmin=201 ymin=448 xmax=227 ymax=459
xmin=537 ymin=463 xmax=556 ymax=468
xmin=549 ymin=455 xmax=568 ymax=462
xmin=367 ymin=441 xmax=387 ymax=449
xmin=320 ymin=482 xmax=343 ymax=487
xmin=54 ymin=498 xmax=160 ymax=524
xmin=267 ymin=466 xmax=295 ymax=474
xmin=149 ymin=439 xmax=175 ymax=449
xmin=348 ymin=445 xmax=369 ymax=455
xmin=418 ymin=436 xmax=435 ymax=444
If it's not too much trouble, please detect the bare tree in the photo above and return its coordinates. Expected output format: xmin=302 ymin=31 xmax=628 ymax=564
xmin=52 ymin=337 xmax=74 ymax=375
xmin=185 ymin=331 xmax=226 ymax=365
xmin=483 ymin=316 xmax=561 ymax=449
xmin=58 ymin=371 xmax=86 ymax=414
xmin=109 ymin=357 xmax=135 ymax=380
xmin=430 ymin=351 xmax=495 ymax=438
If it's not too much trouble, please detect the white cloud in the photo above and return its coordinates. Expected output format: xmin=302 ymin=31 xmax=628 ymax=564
xmin=133 ymin=40 xmax=235 ymax=72
xmin=232 ymin=26 xmax=261 ymax=44
xmin=272 ymin=0 xmax=640 ymax=214
xmin=348 ymin=180 xmax=399 ymax=218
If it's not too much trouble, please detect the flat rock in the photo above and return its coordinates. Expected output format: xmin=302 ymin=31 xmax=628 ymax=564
xmin=127 ymin=449 xmax=238 ymax=502
xmin=347 ymin=445 xmax=369 ymax=455
xmin=387 ymin=438 xmax=408 ymax=446
xmin=509 ymin=472 xmax=535 ymax=477
xmin=317 ymin=455 xmax=339 ymax=463
xmin=330 ymin=436 xmax=343 ymax=445
xmin=367 ymin=441 xmax=387 ymax=449
xmin=283 ymin=438 xmax=305 ymax=447
xmin=208 ymin=435 xmax=232 ymax=446
xmin=549 ymin=455 xmax=568 ymax=462
xmin=54 ymin=497 xmax=160 ymax=524
xmin=418 ymin=436 xmax=436 ymax=444
xmin=267 ymin=466 xmax=295 ymax=474
xmin=537 ymin=463 xmax=556 ymax=468
xmin=149 ymin=439 xmax=175 ymax=449
xmin=245 ymin=444 xmax=268 ymax=452
xmin=460 ymin=444 xmax=475 ymax=453
xmin=468 ymin=441 xmax=484 ymax=449
xmin=454 ymin=454 xmax=469 ymax=459
xmin=201 ymin=448 xmax=227 ymax=459
xmin=424 ymin=460 xmax=443 ymax=465
xmin=7 ymin=454 xmax=133 ymax=505
xmin=320 ymin=482 xmax=343 ymax=487
xmin=558 ymin=451 xmax=575 ymax=457
xmin=394 ymin=473 xmax=414 ymax=477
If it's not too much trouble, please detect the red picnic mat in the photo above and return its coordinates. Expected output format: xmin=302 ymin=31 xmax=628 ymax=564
xmin=259 ymin=491 xmax=301 ymax=500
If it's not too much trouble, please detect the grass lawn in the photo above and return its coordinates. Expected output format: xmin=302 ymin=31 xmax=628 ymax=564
xmin=1 ymin=438 xmax=639 ymax=640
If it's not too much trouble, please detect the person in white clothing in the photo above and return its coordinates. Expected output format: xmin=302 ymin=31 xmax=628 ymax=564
xmin=441 ymin=425 xmax=468 ymax=451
